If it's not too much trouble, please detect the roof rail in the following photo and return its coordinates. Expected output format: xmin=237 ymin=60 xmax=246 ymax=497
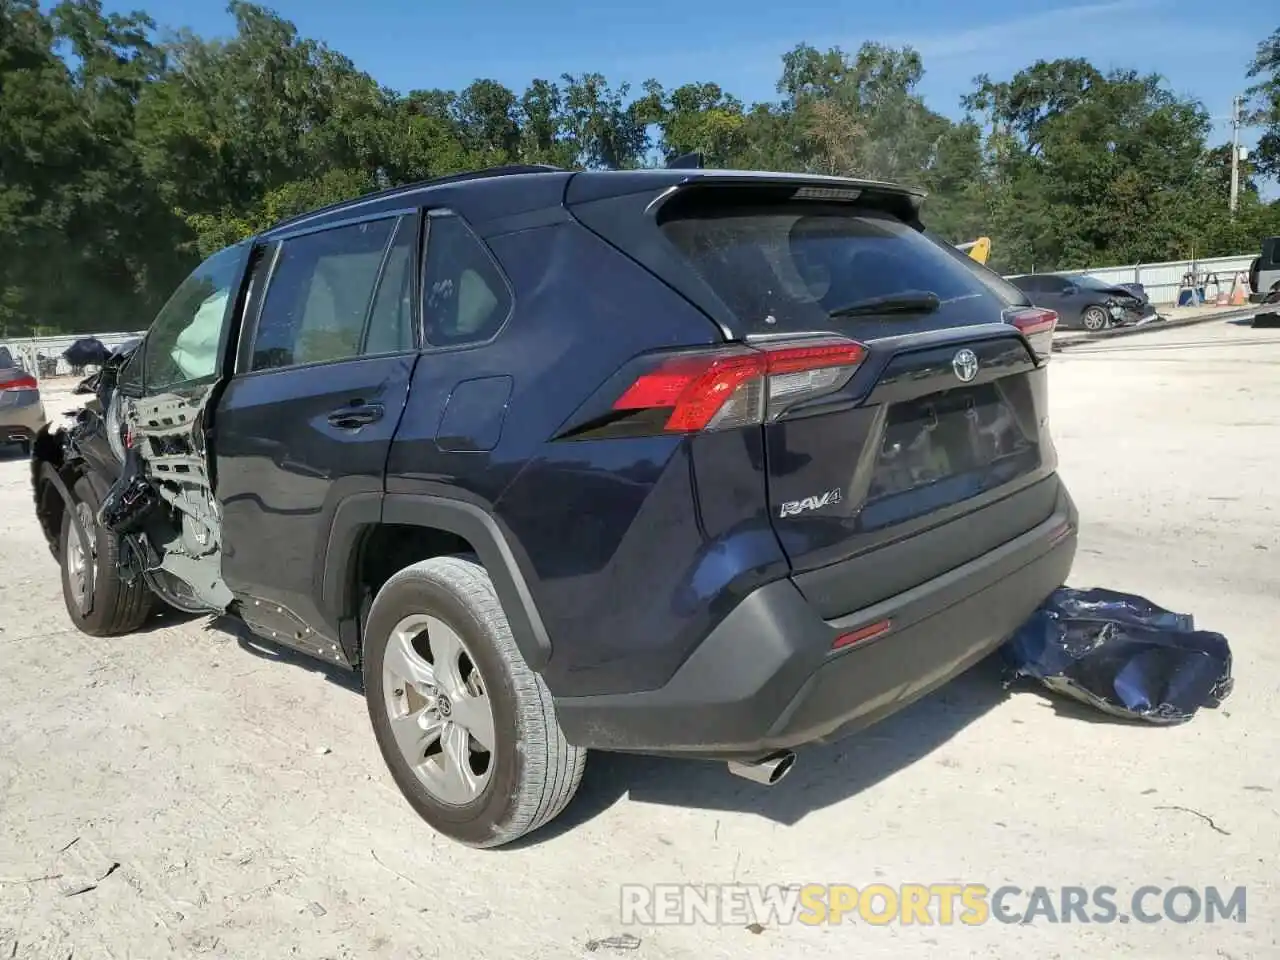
xmin=263 ymin=163 xmax=566 ymax=235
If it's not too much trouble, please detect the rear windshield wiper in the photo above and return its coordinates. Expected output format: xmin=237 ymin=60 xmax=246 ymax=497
xmin=826 ymin=291 xmax=941 ymax=318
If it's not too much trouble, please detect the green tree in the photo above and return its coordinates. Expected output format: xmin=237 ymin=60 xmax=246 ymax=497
xmin=0 ymin=0 xmax=186 ymax=335
xmin=641 ymin=81 xmax=748 ymax=166
xmin=3 ymin=0 xmax=1275 ymax=338
xmin=1246 ymin=27 xmax=1280 ymax=181
xmin=559 ymin=73 xmax=650 ymax=169
xmin=966 ymin=60 xmax=1220 ymax=270
xmin=453 ymin=79 xmax=521 ymax=161
xmin=134 ymin=1 xmax=391 ymax=249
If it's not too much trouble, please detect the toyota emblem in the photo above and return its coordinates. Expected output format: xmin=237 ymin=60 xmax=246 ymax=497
xmin=952 ymin=348 xmax=979 ymax=383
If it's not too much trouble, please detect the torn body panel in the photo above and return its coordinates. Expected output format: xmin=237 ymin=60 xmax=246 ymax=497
xmin=31 ymin=340 xmax=232 ymax=617
xmin=112 ymin=388 xmax=231 ymax=613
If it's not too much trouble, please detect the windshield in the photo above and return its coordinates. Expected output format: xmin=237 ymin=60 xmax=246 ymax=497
xmin=120 ymin=244 xmax=248 ymax=396
xmin=659 ymin=204 xmax=1018 ymax=335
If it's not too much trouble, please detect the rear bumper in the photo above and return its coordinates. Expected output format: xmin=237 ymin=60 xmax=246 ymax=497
xmin=2 ymin=418 xmax=43 ymax=445
xmin=555 ymin=481 xmax=1077 ymax=759
xmin=1 ymin=400 xmax=47 ymax=445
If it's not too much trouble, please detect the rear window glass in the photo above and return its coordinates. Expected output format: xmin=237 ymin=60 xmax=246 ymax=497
xmin=659 ymin=205 xmax=1019 ymax=334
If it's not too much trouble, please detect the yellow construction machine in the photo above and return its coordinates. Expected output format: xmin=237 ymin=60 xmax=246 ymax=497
xmin=956 ymin=237 xmax=991 ymax=265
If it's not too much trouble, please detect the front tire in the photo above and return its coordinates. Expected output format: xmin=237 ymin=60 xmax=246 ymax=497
xmin=58 ymin=474 xmax=156 ymax=636
xmin=363 ymin=556 xmax=585 ymax=848
xmin=1082 ymin=306 xmax=1110 ymax=331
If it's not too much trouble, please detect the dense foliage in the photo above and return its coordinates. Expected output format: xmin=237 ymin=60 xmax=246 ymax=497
xmin=2 ymin=0 xmax=1279 ymax=334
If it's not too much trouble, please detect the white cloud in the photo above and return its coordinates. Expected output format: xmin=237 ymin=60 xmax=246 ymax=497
xmin=899 ymin=0 xmax=1162 ymax=61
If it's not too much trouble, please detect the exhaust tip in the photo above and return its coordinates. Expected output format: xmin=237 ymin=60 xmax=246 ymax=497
xmin=727 ymin=749 xmax=796 ymax=786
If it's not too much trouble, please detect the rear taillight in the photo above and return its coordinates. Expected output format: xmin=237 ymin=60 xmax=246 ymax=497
xmin=0 ymin=374 xmax=38 ymax=391
xmin=613 ymin=339 xmax=866 ymax=433
xmin=1007 ymin=307 xmax=1056 ymax=360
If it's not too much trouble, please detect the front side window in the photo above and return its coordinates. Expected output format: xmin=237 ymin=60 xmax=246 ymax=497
xmin=1073 ymin=275 xmax=1115 ymax=292
xmin=1036 ymin=277 xmax=1065 ymax=293
xmin=140 ymin=244 xmax=248 ymax=393
xmin=251 ymin=218 xmax=398 ymax=372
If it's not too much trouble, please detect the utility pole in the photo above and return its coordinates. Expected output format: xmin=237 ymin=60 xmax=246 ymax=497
xmin=1230 ymin=94 xmax=1242 ymax=216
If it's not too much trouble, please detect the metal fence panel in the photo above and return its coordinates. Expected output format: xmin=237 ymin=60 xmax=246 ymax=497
xmin=1 ymin=331 xmax=145 ymax=380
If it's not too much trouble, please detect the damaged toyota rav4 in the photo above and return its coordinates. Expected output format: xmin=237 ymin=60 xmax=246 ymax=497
xmin=30 ymin=165 xmax=1077 ymax=847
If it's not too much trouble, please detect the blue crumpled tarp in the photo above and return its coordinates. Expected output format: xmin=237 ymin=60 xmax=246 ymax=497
xmin=1001 ymin=587 xmax=1233 ymax=724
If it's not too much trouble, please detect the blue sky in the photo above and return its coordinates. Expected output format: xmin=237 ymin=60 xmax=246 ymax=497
xmin=109 ymin=0 xmax=1261 ymax=152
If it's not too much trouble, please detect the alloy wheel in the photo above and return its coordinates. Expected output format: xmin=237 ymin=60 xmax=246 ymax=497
xmin=381 ymin=613 xmax=496 ymax=805
xmin=66 ymin=502 xmax=97 ymax=604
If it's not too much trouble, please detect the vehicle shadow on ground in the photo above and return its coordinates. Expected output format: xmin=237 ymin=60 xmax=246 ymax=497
xmin=198 ymin=610 xmax=1145 ymax=841
xmin=529 ymin=656 xmax=1015 ymax=843
xmin=208 ymin=612 xmax=1017 ymax=835
xmin=209 ymin=614 xmax=364 ymax=694
xmin=0 ymin=447 xmax=30 ymax=463
xmin=126 ymin=605 xmax=209 ymax=635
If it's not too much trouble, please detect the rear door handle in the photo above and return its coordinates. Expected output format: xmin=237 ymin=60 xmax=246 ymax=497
xmin=327 ymin=403 xmax=384 ymax=430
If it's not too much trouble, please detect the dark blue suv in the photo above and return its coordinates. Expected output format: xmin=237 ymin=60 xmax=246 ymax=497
xmin=31 ymin=165 xmax=1077 ymax=847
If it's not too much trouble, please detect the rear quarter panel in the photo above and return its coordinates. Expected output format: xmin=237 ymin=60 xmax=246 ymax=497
xmin=386 ymin=219 xmax=790 ymax=697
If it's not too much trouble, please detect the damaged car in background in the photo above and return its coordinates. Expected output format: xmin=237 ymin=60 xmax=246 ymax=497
xmin=1 ymin=347 xmax=47 ymax=456
xmin=1007 ymin=272 xmax=1160 ymax=331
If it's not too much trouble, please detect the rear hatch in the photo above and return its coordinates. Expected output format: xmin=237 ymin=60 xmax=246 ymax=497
xmin=567 ymin=174 xmax=1062 ymax=619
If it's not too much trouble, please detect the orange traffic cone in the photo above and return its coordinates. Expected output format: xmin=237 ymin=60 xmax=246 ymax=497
xmin=1229 ymin=273 xmax=1247 ymax=306
xmin=1215 ymin=278 xmax=1229 ymax=306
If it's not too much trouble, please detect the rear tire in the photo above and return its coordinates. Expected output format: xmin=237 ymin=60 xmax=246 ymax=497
xmin=363 ymin=555 xmax=585 ymax=848
xmin=58 ymin=474 xmax=156 ymax=636
xmin=1082 ymin=306 xmax=1110 ymax=331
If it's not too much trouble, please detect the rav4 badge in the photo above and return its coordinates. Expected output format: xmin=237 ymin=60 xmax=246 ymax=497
xmin=779 ymin=488 xmax=843 ymax=518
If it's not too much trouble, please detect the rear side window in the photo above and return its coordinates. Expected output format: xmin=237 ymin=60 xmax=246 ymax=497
xmin=364 ymin=216 xmax=418 ymax=355
xmin=659 ymin=204 xmax=1016 ymax=335
xmin=251 ymin=218 xmax=396 ymax=372
xmin=422 ymin=213 xmax=512 ymax=347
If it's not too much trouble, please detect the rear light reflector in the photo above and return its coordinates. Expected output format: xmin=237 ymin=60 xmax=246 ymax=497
xmin=613 ymin=339 xmax=866 ymax=433
xmin=832 ymin=619 xmax=892 ymax=651
xmin=1007 ymin=307 xmax=1057 ymax=360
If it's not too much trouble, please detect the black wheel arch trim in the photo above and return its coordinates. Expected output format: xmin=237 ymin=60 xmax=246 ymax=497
xmin=322 ymin=493 xmax=552 ymax=672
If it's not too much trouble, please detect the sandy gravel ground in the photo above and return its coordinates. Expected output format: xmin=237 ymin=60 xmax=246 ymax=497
xmin=2 ymin=319 xmax=1277 ymax=959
